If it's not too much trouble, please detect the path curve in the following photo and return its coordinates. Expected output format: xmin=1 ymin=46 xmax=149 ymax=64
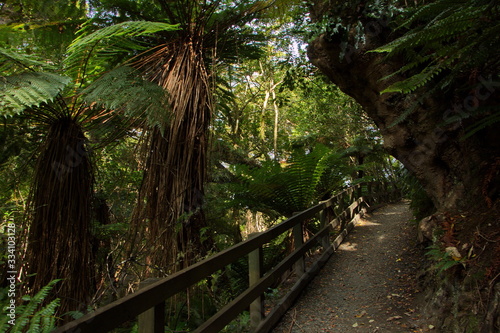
xmin=272 ymin=201 xmax=434 ymax=333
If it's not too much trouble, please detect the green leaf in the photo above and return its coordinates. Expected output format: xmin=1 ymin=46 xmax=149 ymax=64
xmin=0 ymin=47 xmax=56 ymax=73
xmin=463 ymin=109 xmax=500 ymax=140
xmin=380 ymin=65 xmax=443 ymax=94
xmin=64 ymin=20 xmax=180 ymax=78
xmin=82 ymin=66 xmax=171 ymax=129
xmin=68 ymin=20 xmax=179 ymax=51
xmin=0 ymin=72 xmax=71 ymax=117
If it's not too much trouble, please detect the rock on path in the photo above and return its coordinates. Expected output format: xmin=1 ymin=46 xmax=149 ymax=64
xmin=272 ymin=201 xmax=435 ymax=333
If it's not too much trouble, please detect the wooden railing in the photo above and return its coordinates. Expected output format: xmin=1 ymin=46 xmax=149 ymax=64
xmin=55 ymin=181 xmax=400 ymax=333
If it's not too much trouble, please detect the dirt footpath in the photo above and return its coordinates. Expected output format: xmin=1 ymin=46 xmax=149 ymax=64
xmin=272 ymin=201 xmax=435 ymax=333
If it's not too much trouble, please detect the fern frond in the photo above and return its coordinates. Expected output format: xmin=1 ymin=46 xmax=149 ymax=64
xmin=0 ymin=72 xmax=71 ymax=117
xmin=402 ymin=0 xmax=468 ymax=27
xmin=232 ymin=145 xmax=334 ymax=215
xmin=374 ymin=1 xmax=489 ymax=57
xmin=463 ymin=109 xmax=500 ymax=140
xmin=11 ymin=280 xmax=61 ymax=332
xmin=373 ymin=0 xmax=499 ymax=142
xmin=69 ymin=21 xmax=179 ymax=49
xmin=82 ymin=66 xmax=171 ymax=129
xmin=64 ymin=20 xmax=180 ymax=79
xmin=0 ymin=47 xmax=55 ymax=73
xmin=381 ymin=64 xmax=443 ymax=94
xmin=38 ymin=299 xmax=61 ymax=333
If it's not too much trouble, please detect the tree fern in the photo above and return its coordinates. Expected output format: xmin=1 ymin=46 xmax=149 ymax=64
xmin=0 ymin=47 xmax=56 ymax=73
xmin=0 ymin=72 xmax=71 ymax=117
xmin=232 ymin=145 xmax=334 ymax=216
xmin=64 ymin=20 xmax=180 ymax=79
xmin=82 ymin=65 xmax=171 ymax=129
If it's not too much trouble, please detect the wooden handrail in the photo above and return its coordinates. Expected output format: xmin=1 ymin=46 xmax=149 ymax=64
xmin=54 ymin=181 xmax=400 ymax=333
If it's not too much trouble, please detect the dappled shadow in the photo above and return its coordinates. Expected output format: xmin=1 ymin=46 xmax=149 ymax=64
xmin=273 ymin=202 xmax=434 ymax=332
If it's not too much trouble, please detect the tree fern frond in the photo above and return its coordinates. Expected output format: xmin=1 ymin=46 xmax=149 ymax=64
xmin=82 ymin=66 xmax=171 ymax=129
xmin=0 ymin=47 xmax=55 ymax=73
xmin=64 ymin=20 xmax=180 ymax=79
xmin=0 ymin=72 xmax=71 ymax=117
xmin=232 ymin=145 xmax=334 ymax=215
xmin=69 ymin=20 xmax=179 ymax=49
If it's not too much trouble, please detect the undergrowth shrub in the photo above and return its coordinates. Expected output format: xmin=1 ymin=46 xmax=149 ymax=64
xmin=401 ymin=170 xmax=435 ymax=219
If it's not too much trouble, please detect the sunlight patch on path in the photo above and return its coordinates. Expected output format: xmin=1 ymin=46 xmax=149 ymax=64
xmin=272 ymin=202 xmax=434 ymax=333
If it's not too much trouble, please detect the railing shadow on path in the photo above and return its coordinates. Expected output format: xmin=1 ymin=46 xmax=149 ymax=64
xmin=54 ymin=181 xmax=401 ymax=333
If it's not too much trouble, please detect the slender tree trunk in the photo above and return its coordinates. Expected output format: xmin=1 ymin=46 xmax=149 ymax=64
xmin=273 ymin=89 xmax=279 ymax=157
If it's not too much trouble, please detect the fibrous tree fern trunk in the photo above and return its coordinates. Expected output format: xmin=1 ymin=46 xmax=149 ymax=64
xmin=24 ymin=109 xmax=95 ymax=316
xmin=131 ymin=36 xmax=212 ymax=275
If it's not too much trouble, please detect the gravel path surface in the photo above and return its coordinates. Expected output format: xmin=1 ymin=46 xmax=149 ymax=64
xmin=272 ymin=201 xmax=435 ymax=333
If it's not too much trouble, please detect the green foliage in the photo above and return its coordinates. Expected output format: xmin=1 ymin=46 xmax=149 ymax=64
xmin=308 ymin=0 xmax=404 ymax=52
xmin=232 ymin=144 xmax=339 ymax=216
xmin=0 ymin=0 xmax=86 ymax=62
xmin=93 ymin=136 xmax=142 ymax=224
xmin=68 ymin=20 xmax=179 ymax=51
xmin=379 ymin=65 xmax=444 ymax=94
xmin=0 ymin=47 xmax=56 ymax=73
xmin=0 ymin=72 xmax=71 ymax=117
xmin=426 ymin=244 xmax=464 ymax=273
xmin=222 ymin=311 xmax=250 ymax=332
xmin=0 ymin=279 xmax=61 ymax=333
xmin=64 ymin=20 xmax=180 ymax=79
xmin=0 ymin=48 xmax=69 ymax=118
xmin=400 ymin=170 xmax=435 ymax=219
xmin=373 ymin=0 xmax=500 ymax=127
xmin=82 ymin=66 xmax=171 ymax=129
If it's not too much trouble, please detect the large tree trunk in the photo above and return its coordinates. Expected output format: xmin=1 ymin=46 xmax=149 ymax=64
xmin=306 ymin=11 xmax=500 ymax=331
xmin=307 ymin=32 xmax=499 ymax=213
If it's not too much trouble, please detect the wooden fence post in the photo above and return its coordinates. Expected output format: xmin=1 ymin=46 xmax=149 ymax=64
xmin=373 ymin=182 xmax=380 ymax=203
xmin=367 ymin=182 xmax=373 ymax=205
xmin=347 ymin=187 xmax=354 ymax=205
xmin=249 ymin=232 xmax=264 ymax=330
xmin=293 ymin=222 xmax=305 ymax=278
xmin=138 ymin=278 xmax=165 ymax=333
xmin=319 ymin=208 xmax=330 ymax=249
xmin=356 ymin=183 xmax=362 ymax=199
xmin=333 ymin=196 xmax=341 ymax=216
